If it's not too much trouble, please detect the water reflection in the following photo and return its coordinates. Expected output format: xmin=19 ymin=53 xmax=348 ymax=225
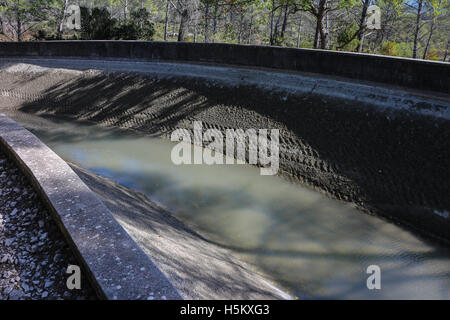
xmin=4 ymin=110 xmax=450 ymax=299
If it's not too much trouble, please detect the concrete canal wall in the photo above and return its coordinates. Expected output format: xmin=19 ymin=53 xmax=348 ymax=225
xmin=0 ymin=42 xmax=449 ymax=243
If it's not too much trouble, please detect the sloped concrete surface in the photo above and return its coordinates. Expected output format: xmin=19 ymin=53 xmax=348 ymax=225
xmin=0 ymin=114 xmax=181 ymax=300
xmin=0 ymin=114 xmax=290 ymax=300
xmin=0 ymin=58 xmax=448 ymax=243
xmin=0 ymin=57 xmax=448 ymax=119
xmin=70 ymin=163 xmax=291 ymax=300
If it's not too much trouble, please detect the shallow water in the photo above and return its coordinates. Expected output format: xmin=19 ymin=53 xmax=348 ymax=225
xmin=4 ymin=110 xmax=450 ymax=299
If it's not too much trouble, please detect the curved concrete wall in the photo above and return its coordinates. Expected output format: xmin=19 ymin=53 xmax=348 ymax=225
xmin=1 ymin=57 xmax=449 ymax=244
xmin=0 ymin=41 xmax=448 ymax=93
xmin=0 ymin=43 xmax=449 ymax=244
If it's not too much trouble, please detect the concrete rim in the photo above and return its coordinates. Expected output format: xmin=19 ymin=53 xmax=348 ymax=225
xmin=0 ymin=113 xmax=182 ymax=300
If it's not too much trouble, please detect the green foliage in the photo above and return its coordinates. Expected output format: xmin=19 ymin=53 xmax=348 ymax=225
xmin=130 ymin=8 xmax=155 ymax=40
xmin=381 ymin=41 xmax=412 ymax=57
xmin=0 ymin=0 xmax=54 ymax=40
xmin=336 ymin=22 xmax=359 ymax=51
xmin=80 ymin=7 xmax=118 ymax=40
xmin=79 ymin=6 xmax=154 ymax=40
xmin=0 ymin=0 xmax=49 ymax=18
xmin=114 ymin=19 xmax=139 ymax=39
xmin=426 ymin=48 xmax=440 ymax=60
xmin=223 ymin=22 xmax=237 ymax=43
xmin=2 ymin=0 xmax=448 ymax=61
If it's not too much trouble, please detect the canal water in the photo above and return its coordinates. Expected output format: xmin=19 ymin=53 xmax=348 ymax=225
xmin=3 ymin=110 xmax=449 ymax=299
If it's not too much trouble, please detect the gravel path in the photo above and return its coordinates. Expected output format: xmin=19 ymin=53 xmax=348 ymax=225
xmin=0 ymin=149 xmax=97 ymax=300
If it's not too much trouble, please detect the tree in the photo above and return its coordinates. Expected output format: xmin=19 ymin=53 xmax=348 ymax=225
xmin=166 ymin=0 xmax=199 ymax=41
xmin=0 ymin=0 xmax=51 ymax=41
xmin=80 ymin=5 xmax=154 ymax=40
xmin=296 ymin=0 xmax=348 ymax=49
xmin=129 ymin=7 xmax=155 ymax=39
xmin=201 ymin=0 xmax=215 ymax=42
xmin=164 ymin=0 xmax=170 ymax=40
xmin=422 ymin=0 xmax=445 ymax=59
xmin=269 ymin=0 xmax=296 ymax=45
xmin=1 ymin=0 xmax=447 ymax=60
xmin=412 ymin=0 xmax=424 ymax=58
xmin=80 ymin=6 xmax=118 ymax=39
xmin=355 ymin=0 xmax=371 ymax=52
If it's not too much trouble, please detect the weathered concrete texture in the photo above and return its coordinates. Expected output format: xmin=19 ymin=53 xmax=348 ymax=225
xmin=0 ymin=114 xmax=181 ymax=300
xmin=0 ymin=41 xmax=448 ymax=93
xmin=0 ymin=58 xmax=448 ymax=119
xmin=0 ymin=58 xmax=448 ymax=243
xmin=70 ymin=163 xmax=291 ymax=300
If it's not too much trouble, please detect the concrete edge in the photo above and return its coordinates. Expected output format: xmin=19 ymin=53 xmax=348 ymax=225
xmin=0 ymin=57 xmax=448 ymax=119
xmin=0 ymin=113 xmax=182 ymax=300
xmin=0 ymin=41 xmax=448 ymax=94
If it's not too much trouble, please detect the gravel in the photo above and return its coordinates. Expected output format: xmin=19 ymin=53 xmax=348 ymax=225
xmin=0 ymin=149 xmax=97 ymax=300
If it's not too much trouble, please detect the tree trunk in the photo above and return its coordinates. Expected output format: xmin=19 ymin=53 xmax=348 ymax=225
xmin=296 ymin=15 xmax=302 ymax=48
xmin=247 ymin=13 xmax=254 ymax=44
xmin=15 ymin=5 xmax=22 ymax=42
xmin=443 ymin=41 xmax=449 ymax=62
xmin=177 ymin=0 xmax=198 ymax=42
xmin=17 ymin=19 xmax=22 ymax=42
xmin=313 ymin=21 xmax=320 ymax=48
xmin=229 ymin=5 xmax=233 ymax=23
xmin=212 ymin=0 xmax=219 ymax=42
xmin=58 ymin=0 xmax=69 ymax=40
xmin=279 ymin=4 xmax=289 ymax=42
xmin=270 ymin=0 xmax=275 ymax=44
xmin=422 ymin=19 xmax=436 ymax=59
xmin=324 ymin=4 xmax=329 ymax=49
xmin=164 ymin=0 xmax=170 ymax=40
xmin=194 ymin=23 xmax=197 ymax=42
xmin=359 ymin=34 xmax=365 ymax=52
xmin=178 ymin=9 xmax=190 ymax=41
xmin=356 ymin=0 xmax=370 ymax=52
xmin=319 ymin=20 xmax=328 ymax=49
xmin=0 ymin=11 xmax=7 ymax=35
xmin=204 ymin=2 xmax=210 ymax=42
xmin=238 ymin=10 xmax=244 ymax=44
xmin=271 ymin=5 xmax=283 ymax=45
xmin=124 ymin=0 xmax=128 ymax=20
xmin=314 ymin=0 xmax=327 ymax=49
xmin=413 ymin=0 xmax=423 ymax=59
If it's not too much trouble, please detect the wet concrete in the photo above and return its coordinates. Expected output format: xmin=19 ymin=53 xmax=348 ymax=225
xmin=0 ymin=58 xmax=449 ymax=243
xmin=70 ymin=163 xmax=291 ymax=300
xmin=4 ymin=110 xmax=449 ymax=300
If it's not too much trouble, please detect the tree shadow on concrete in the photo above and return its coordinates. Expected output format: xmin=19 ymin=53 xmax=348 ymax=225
xmin=11 ymin=69 xmax=450 ymax=243
xmin=3 ymin=70 xmax=449 ymax=297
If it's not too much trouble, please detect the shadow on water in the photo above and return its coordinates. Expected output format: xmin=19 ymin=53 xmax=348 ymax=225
xmin=82 ymin=165 xmax=450 ymax=300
